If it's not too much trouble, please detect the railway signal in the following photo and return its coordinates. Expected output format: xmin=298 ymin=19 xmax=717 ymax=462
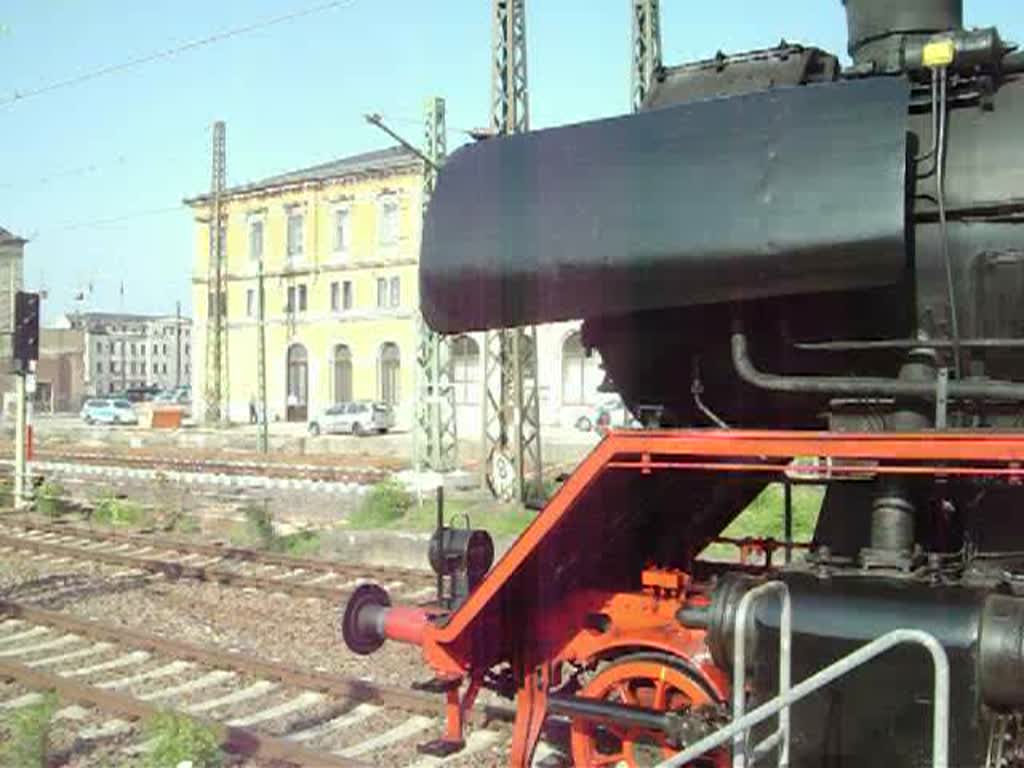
xmin=13 ymin=289 xmax=40 ymax=372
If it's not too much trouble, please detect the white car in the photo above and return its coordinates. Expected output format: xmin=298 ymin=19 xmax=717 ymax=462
xmin=308 ymin=401 xmax=395 ymax=436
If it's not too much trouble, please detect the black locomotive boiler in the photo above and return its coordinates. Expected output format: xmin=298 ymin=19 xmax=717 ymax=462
xmin=343 ymin=2 xmax=1024 ymax=766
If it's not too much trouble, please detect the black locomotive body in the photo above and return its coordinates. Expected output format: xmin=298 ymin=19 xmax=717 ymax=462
xmin=408 ymin=2 xmax=1024 ymax=766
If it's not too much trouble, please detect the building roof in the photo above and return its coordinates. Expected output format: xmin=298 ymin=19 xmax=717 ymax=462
xmin=185 ymin=145 xmax=421 ymax=205
xmin=0 ymin=226 xmax=27 ymax=246
xmin=61 ymin=311 xmax=190 ymax=328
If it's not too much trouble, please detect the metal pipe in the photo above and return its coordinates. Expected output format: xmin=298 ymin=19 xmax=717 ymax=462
xmin=732 ymin=333 xmax=1024 ymax=402
xmin=655 ymin=628 xmax=950 ymax=768
xmin=732 ymin=582 xmax=791 ymax=768
xmin=936 ymin=67 xmax=963 ymax=380
xmin=548 ymin=693 xmax=677 ymax=734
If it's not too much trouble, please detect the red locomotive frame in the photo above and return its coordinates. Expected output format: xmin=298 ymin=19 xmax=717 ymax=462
xmin=356 ymin=429 xmax=1024 ymax=766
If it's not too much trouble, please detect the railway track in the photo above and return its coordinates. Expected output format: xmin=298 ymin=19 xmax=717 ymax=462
xmin=0 ymin=520 xmax=437 ymax=603
xmin=37 ymin=448 xmax=394 ymax=481
xmin=0 ymin=600 xmax=512 ymax=766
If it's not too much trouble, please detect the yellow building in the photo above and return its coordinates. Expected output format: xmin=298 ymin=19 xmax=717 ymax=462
xmin=187 ymin=146 xmax=424 ymax=425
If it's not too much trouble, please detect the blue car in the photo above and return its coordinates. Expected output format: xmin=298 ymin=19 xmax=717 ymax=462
xmin=80 ymin=398 xmax=138 ymax=426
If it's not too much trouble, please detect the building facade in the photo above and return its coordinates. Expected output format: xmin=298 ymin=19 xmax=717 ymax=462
xmin=187 ymin=146 xmax=606 ymax=429
xmin=55 ymin=312 xmax=192 ymax=396
xmin=187 ymin=147 xmax=423 ymax=425
xmin=36 ymin=328 xmax=86 ymax=412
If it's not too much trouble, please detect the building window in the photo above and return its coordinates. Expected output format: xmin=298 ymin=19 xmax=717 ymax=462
xmin=185 ymin=364 xmax=190 ymax=375
xmin=108 ymin=342 xmax=114 ymax=354
xmin=389 ymin=276 xmax=400 ymax=308
xmin=334 ymin=209 xmax=350 ymax=253
xmin=333 ymin=344 xmax=352 ymax=403
xmin=298 ymin=284 xmax=307 ymax=312
xmin=110 ymin=362 xmax=117 ymax=374
xmin=141 ymin=362 xmax=146 ymax=375
xmin=130 ymin=362 xmax=137 ymax=374
xmin=286 ymin=343 xmax=309 ymax=422
xmin=249 ymin=219 xmax=264 ymax=261
xmin=376 ymin=278 xmax=387 ymax=309
xmin=96 ymin=342 xmax=102 ymax=354
xmin=379 ymin=342 xmax=401 ymax=405
xmin=163 ymin=344 xmax=168 ymax=355
xmin=452 ymin=335 xmax=480 ymax=405
xmin=185 ymin=344 xmax=190 ymax=357
xmin=287 ymin=212 xmax=304 ymax=258
xmin=96 ymin=362 xmax=102 ymax=374
xmin=330 ymin=282 xmax=340 ymax=312
xmin=130 ymin=343 xmax=136 ymax=356
xmin=246 ymin=289 xmax=256 ymax=318
xmin=342 ymin=280 xmax=353 ymax=310
xmin=287 ymin=285 xmax=296 ymax=313
xmin=153 ymin=344 xmax=158 ymax=356
xmin=378 ymin=197 xmax=399 ymax=245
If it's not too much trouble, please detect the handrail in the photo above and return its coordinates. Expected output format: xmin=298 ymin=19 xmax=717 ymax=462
xmin=733 ymin=581 xmax=791 ymax=768
xmin=655 ymin=628 xmax=950 ymax=768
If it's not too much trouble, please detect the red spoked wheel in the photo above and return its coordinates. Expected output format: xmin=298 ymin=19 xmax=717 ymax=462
xmin=569 ymin=653 xmax=728 ymax=768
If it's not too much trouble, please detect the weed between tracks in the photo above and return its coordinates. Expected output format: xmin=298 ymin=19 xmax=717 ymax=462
xmin=92 ymin=492 xmax=146 ymax=527
xmin=0 ymin=691 xmax=58 ymax=768
xmin=233 ymin=503 xmax=323 ymax=557
xmin=143 ymin=711 xmax=223 ymax=768
xmin=348 ymin=481 xmax=537 ymax=538
xmin=35 ymin=481 xmax=66 ymax=518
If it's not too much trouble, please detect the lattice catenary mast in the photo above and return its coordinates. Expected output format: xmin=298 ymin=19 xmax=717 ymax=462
xmin=204 ymin=121 xmax=229 ymax=424
xmin=631 ymin=0 xmax=662 ymax=111
xmin=414 ymin=97 xmax=458 ymax=472
xmin=481 ymin=0 xmax=543 ymax=503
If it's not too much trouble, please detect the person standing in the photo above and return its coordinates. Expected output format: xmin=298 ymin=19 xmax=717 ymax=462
xmin=249 ymin=394 xmax=258 ymax=424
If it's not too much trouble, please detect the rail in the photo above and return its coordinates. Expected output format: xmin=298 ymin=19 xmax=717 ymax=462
xmin=733 ymin=581 xmax=791 ymax=768
xmin=655 ymin=628 xmax=950 ymax=768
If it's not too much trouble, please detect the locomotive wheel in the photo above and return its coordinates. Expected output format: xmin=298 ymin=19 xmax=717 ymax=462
xmin=569 ymin=652 xmax=726 ymax=768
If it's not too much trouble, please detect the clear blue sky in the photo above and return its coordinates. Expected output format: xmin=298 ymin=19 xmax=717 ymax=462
xmin=1 ymin=1 xmax=1020 ymax=323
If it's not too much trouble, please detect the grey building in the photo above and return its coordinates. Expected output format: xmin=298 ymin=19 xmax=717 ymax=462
xmin=55 ymin=312 xmax=192 ymax=396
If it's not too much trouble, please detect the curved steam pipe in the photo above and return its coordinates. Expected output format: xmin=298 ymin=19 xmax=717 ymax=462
xmin=731 ymin=332 xmax=1024 ymax=402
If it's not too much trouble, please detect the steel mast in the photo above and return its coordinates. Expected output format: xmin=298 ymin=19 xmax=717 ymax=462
xmin=414 ymin=97 xmax=458 ymax=472
xmin=482 ymin=0 xmax=543 ymax=503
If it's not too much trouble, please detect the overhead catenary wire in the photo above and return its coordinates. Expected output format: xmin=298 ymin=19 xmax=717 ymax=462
xmin=0 ymin=0 xmax=352 ymax=108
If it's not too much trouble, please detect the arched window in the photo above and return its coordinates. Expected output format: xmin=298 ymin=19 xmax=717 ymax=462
xmin=286 ymin=343 xmax=309 ymax=421
xmin=561 ymin=331 xmax=590 ymax=405
xmin=333 ymin=344 xmax=352 ymax=404
xmin=451 ymin=335 xmax=480 ymax=404
xmin=379 ymin=342 xmax=401 ymax=405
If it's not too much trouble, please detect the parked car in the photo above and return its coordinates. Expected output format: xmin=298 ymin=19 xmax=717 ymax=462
xmin=80 ymin=399 xmax=138 ymax=425
xmin=575 ymin=397 xmax=641 ymax=433
xmin=308 ymin=401 xmax=395 ymax=436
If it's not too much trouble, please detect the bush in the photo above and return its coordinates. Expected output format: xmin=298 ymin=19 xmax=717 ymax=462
xmin=274 ymin=529 xmax=321 ymax=557
xmin=349 ymin=479 xmax=412 ymax=527
xmin=240 ymin=503 xmax=275 ymax=548
xmin=34 ymin=481 xmax=66 ymax=518
xmin=93 ymin=492 xmax=145 ymax=527
xmin=143 ymin=711 xmax=222 ymax=768
xmin=0 ymin=691 xmax=57 ymax=768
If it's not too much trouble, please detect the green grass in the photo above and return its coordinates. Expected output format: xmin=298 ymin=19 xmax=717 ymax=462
xmin=348 ymin=486 xmax=537 ymax=539
xmin=702 ymin=483 xmax=824 ymax=560
xmin=34 ymin=481 xmax=66 ymax=518
xmin=0 ymin=691 xmax=58 ymax=768
xmin=274 ymin=529 xmax=322 ymax=557
xmin=348 ymin=479 xmax=414 ymax=528
xmin=142 ymin=711 xmax=222 ymax=768
xmin=92 ymin=491 xmax=146 ymax=527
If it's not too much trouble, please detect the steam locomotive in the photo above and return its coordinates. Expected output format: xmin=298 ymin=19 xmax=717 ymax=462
xmin=344 ymin=2 xmax=1024 ymax=765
